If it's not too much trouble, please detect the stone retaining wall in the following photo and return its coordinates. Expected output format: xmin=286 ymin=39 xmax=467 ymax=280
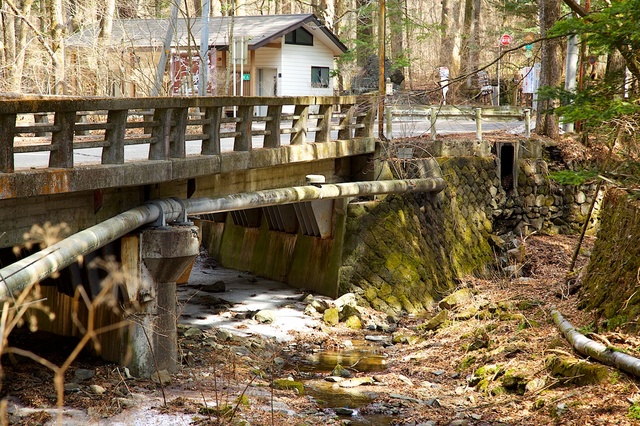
xmin=338 ymin=157 xmax=496 ymax=314
xmin=494 ymin=158 xmax=602 ymax=236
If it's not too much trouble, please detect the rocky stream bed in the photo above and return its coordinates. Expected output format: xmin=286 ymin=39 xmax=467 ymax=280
xmin=3 ymin=234 xmax=640 ymax=425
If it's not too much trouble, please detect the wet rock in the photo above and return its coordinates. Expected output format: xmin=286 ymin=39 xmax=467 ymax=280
xmin=364 ymin=335 xmax=390 ymax=343
xmin=425 ymin=398 xmax=440 ymax=407
xmin=331 ymin=363 xmax=352 ymax=378
xmin=416 ymin=310 xmax=449 ymax=331
xmin=335 ymin=407 xmax=355 ymax=416
xmin=389 ymin=393 xmax=421 ymax=404
xmin=345 ymin=315 xmax=362 ymax=329
xmin=74 ymin=368 xmax=95 ymax=382
xmin=64 ymin=383 xmax=80 ymax=393
xmin=151 ymin=369 xmax=171 ymax=385
xmin=439 ymin=288 xmax=475 ymax=310
xmin=397 ymin=374 xmax=414 ymax=386
xmin=254 ymin=310 xmax=276 ymax=324
xmin=556 ymin=402 xmax=568 ymax=416
xmin=545 ymin=354 xmax=609 ymax=385
xmin=454 ymin=306 xmax=479 ymax=321
xmin=89 ymin=384 xmax=106 ymax=395
xmin=115 ymin=397 xmax=136 ymax=408
xmin=335 ymin=293 xmax=357 ymax=309
xmin=215 ymin=329 xmax=233 ymax=342
xmin=339 ymin=377 xmax=374 ymax=387
xmin=500 ymin=369 xmax=528 ymax=394
xmin=525 ymin=377 xmax=546 ymax=393
xmin=199 ymin=280 xmax=226 ymax=293
xmin=323 ymin=308 xmax=340 ymax=326
xmin=184 ymin=327 xmax=203 ymax=337
xmin=339 ymin=304 xmax=361 ymax=321
xmin=272 ymin=378 xmax=304 ymax=394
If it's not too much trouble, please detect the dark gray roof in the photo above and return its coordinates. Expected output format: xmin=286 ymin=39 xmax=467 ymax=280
xmin=67 ymin=14 xmax=347 ymax=54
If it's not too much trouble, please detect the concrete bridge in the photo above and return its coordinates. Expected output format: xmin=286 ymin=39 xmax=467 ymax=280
xmin=0 ymin=94 xmax=445 ymax=377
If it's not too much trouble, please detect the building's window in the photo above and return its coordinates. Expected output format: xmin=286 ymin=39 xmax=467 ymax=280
xmin=311 ymin=66 xmax=330 ymax=88
xmin=285 ymin=27 xmax=313 ymax=46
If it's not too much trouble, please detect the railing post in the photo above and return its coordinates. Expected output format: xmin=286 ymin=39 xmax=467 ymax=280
xmin=314 ymin=103 xmax=333 ymax=143
xmin=150 ymin=108 xmax=171 ymax=160
xmin=49 ymin=111 xmax=76 ymax=168
xmin=264 ymin=104 xmax=282 ymax=148
xmin=524 ymin=109 xmax=531 ymax=138
xmin=385 ymin=106 xmax=393 ymax=139
xmin=202 ymin=106 xmax=222 ymax=155
xmin=170 ymin=107 xmax=188 ymax=158
xmin=290 ymin=104 xmax=309 ymax=145
xmin=102 ymin=110 xmax=128 ymax=164
xmin=354 ymin=100 xmax=375 ymax=138
xmin=337 ymin=104 xmax=354 ymax=140
xmin=475 ymin=107 xmax=483 ymax=141
xmin=430 ymin=106 xmax=437 ymax=141
xmin=0 ymin=114 xmax=16 ymax=173
xmin=234 ymin=105 xmax=253 ymax=151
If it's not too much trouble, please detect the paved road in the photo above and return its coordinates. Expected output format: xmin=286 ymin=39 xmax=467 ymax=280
xmin=13 ymin=116 xmax=525 ymax=170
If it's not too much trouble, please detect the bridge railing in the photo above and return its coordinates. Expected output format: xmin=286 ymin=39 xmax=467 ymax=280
xmin=385 ymin=105 xmax=530 ymax=141
xmin=0 ymin=95 xmax=376 ymax=173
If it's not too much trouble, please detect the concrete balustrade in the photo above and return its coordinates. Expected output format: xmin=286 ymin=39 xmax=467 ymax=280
xmin=0 ymin=95 xmax=375 ymax=173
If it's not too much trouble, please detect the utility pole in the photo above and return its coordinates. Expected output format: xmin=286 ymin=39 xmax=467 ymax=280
xmin=199 ymin=0 xmax=211 ymax=96
xmin=378 ymin=0 xmax=386 ymax=139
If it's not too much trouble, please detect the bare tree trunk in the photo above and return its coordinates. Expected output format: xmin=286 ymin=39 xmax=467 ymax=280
xmin=439 ymin=0 xmax=461 ymax=76
xmin=535 ymin=0 xmax=561 ymax=138
xmin=388 ymin=0 xmax=404 ymax=67
xmin=2 ymin=0 xmax=36 ymax=93
xmin=99 ymin=0 xmax=116 ymax=40
xmin=356 ymin=0 xmax=372 ymax=67
xmin=461 ymin=0 xmax=480 ymax=88
xmin=48 ymin=0 xmax=66 ymax=94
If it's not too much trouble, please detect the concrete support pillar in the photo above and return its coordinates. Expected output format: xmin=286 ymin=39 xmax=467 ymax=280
xmin=126 ymin=225 xmax=199 ymax=377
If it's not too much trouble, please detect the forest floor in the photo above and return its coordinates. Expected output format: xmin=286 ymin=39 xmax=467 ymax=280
xmin=4 ymin=233 xmax=640 ymax=426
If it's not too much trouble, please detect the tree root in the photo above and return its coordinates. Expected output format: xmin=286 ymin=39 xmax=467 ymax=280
xmin=551 ymin=309 xmax=640 ymax=378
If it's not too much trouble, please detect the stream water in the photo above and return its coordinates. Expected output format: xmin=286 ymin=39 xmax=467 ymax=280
xmin=290 ymin=340 xmax=400 ymax=425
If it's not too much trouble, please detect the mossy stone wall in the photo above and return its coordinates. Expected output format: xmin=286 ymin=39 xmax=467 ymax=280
xmin=494 ymin=158 xmax=602 ymax=236
xmin=580 ymin=189 xmax=640 ymax=330
xmin=338 ymin=157 xmax=496 ymax=314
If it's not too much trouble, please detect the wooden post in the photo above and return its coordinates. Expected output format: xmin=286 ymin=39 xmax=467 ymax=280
xmin=290 ymin=104 xmax=309 ymax=145
xmin=102 ymin=110 xmax=128 ymax=164
xmin=0 ymin=113 xmax=16 ymax=173
xmin=234 ymin=105 xmax=253 ymax=151
xmin=150 ymin=108 xmax=172 ymax=160
xmin=264 ymin=104 xmax=282 ymax=148
xmin=524 ymin=109 xmax=531 ymax=138
xmin=385 ymin=106 xmax=392 ymax=138
xmin=202 ymin=106 xmax=222 ymax=155
xmin=475 ymin=107 xmax=483 ymax=141
xmin=49 ymin=111 xmax=76 ymax=168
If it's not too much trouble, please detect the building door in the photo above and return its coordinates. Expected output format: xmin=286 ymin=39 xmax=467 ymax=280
xmin=256 ymin=68 xmax=277 ymax=116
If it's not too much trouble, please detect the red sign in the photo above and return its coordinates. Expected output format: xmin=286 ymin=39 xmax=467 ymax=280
xmin=499 ymin=34 xmax=512 ymax=46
